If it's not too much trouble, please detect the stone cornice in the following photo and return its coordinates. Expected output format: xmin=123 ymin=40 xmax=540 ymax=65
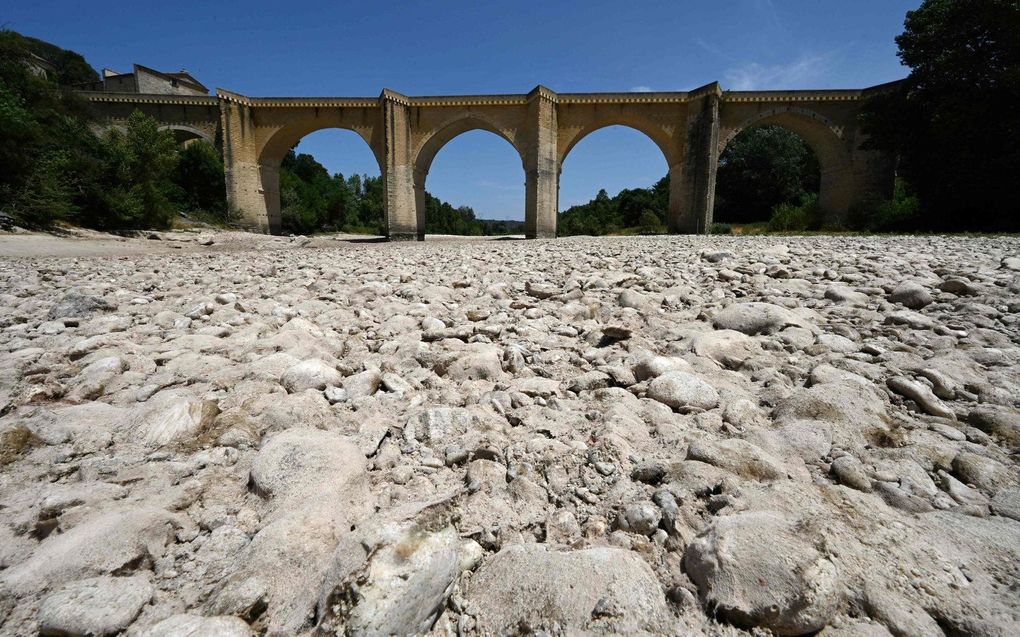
xmin=252 ymin=98 xmax=377 ymax=107
xmin=79 ymin=91 xmax=219 ymax=106
xmin=722 ymin=89 xmax=867 ymax=103
xmin=410 ymin=95 xmax=529 ymax=107
xmin=79 ymin=81 xmax=906 ymax=110
xmin=215 ymin=89 xmax=252 ymax=106
xmin=558 ymin=92 xmax=690 ymax=104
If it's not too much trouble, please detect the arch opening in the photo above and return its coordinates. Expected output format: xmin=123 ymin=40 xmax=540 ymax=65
xmin=269 ymin=128 xmax=383 ymax=236
xmin=414 ymin=125 xmax=526 ymax=238
xmin=713 ymin=124 xmax=822 ymax=227
xmin=715 ymin=110 xmax=852 ymax=230
xmin=558 ymin=125 xmax=670 ymax=236
xmin=164 ymin=125 xmax=213 ymax=146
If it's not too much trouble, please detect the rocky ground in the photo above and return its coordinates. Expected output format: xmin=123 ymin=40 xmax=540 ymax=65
xmin=1 ymin=232 xmax=1019 ymax=636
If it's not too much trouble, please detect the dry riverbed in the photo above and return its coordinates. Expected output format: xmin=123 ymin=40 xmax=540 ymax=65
xmin=1 ymin=231 xmax=1019 ymax=636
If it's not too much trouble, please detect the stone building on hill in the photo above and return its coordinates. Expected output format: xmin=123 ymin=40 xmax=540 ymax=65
xmin=79 ymin=64 xmax=208 ymax=96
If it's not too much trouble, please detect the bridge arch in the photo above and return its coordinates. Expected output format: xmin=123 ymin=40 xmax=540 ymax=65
xmin=558 ymin=120 xmax=678 ymax=169
xmin=558 ymin=124 xmax=671 ymax=234
xmin=258 ymin=120 xmax=381 ymax=170
xmin=719 ymin=106 xmax=854 ymax=225
xmin=720 ymin=107 xmax=848 ymax=170
xmin=412 ymin=114 xmax=527 ymax=239
xmin=253 ymin=118 xmax=383 ymax=234
xmin=557 ymin=114 xmax=686 ymax=235
xmin=162 ymin=124 xmax=215 ymax=146
xmin=414 ymin=114 xmax=526 ymax=177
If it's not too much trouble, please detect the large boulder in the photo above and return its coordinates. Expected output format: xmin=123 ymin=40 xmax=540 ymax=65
xmin=713 ymin=302 xmax=816 ymax=335
xmin=321 ymin=524 xmax=462 ymax=635
xmin=646 ymin=370 xmax=719 ymax=411
xmin=37 ymin=575 xmax=153 ymax=637
xmin=687 ymin=438 xmax=789 ymax=480
xmin=280 ymin=359 xmax=343 ymax=393
xmin=772 ymin=382 xmax=890 ymax=448
xmin=48 ymin=292 xmax=115 ymax=319
xmin=685 ymin=511 xmax=842 ymax=635
xmin=632 ymin=355 xmax=690 ymax=381
xmin=133 ymin=389 xmax=220 ymax=448
xmin=0 ymin=507 xmax=178 ymax=595
xmin=888 ymin=281 xmax=933 ymax=309
xmin=403 ymin=407 xmax=474 ymax=448
xmin=442 ymin=345 xmax=505 ymax=381
xmin=211 ymin=429 xmax=370 ymax=635
xmin=691 ymin=329 xmax=762 ymax=369
xmin=969 ymin=405 xmax=1020 ymax=447
xmin=249 ymin=428 xmax=367 ymax=502
xmin=209 ymin=499 xmax=360 ymax=635
xmin=465 ymin=544 xmax=672 ymax=633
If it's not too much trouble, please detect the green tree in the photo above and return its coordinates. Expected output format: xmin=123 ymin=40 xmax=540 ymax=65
xmin=638 ymin=210 xmax=663 ymax=233
xmin=171 ymin=140 xmax=227 ymax=217
xmin=0 ymin=29 xmax=101 ymax=226
xmin=714 ymin=125 xmax=820 ymax=223
xmin=101 ymin=110 xmax=179 ymax=229
xmin=861 ymin=0 xmax=1020 ymax=230
xmin=559 ymin=182 xmax=668 ymax=236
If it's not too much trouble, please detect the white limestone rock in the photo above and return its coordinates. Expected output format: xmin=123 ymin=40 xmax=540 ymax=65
xmin=465 ymin=544 xmax=673 ymax=633
xmin=280 ymin=359 xmax=343 ymax=393
xmin=38 ymin=575 xmax=153 ymax=637
xmin=685 ymin=511 xmax=842 ymax=635
xmin=646 ymin=370 xmax=719 ymax=411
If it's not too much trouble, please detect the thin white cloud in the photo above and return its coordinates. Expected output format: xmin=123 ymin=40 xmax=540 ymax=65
xmin=695 ymin=38 xmax=738 ymax=64
xmin=629 ymin=86 xmax=653 ymax=92
xmin=724 ymin=52 xmax=835 ymax=90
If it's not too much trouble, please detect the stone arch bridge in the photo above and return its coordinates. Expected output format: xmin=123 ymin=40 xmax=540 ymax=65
xmin=81 ymin=82 xmax=898 ymax=239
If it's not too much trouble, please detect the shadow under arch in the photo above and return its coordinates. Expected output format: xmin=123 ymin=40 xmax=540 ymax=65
xmin=412 ymin=116 xmax=527 ymax=239
xmin=719 ymin=108 xmax=852 ymax=223
xmin=254 ymin=121 xmax=384 ymax=234
xmin=162 ymin=124 xmax=215 ymax=146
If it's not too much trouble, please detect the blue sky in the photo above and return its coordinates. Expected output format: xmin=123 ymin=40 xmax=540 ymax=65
xmin=9 ymin=0 xmax=917 ymax=219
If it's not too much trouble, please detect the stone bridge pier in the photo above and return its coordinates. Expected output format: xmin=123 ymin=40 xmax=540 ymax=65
xmin=81 ymin=81 xmax=899 ymax=238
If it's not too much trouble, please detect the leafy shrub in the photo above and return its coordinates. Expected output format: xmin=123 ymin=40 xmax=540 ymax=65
xmin=847 ymin=179 xmax=922 ymax=232
xmin=99 ymin=111 xmax=179 ymax=230
xmin=638 ymin=210 xmax=664 ymax=233
xmin=710 ymin=222 xmax=732 ymax=235
xmin=768 ymin=194 xmax=822 ymax=232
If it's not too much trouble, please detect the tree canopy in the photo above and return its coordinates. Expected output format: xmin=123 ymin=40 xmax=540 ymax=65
xmin=714 ymin=125 xmax=820 ymax=224
xmin=559 ymin=178 xmax=669 ymax=236
xmin=862 ymin=0 xmax=1020 ymax=231
xmin=0 ymin=29 xmax=226 ymax=230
